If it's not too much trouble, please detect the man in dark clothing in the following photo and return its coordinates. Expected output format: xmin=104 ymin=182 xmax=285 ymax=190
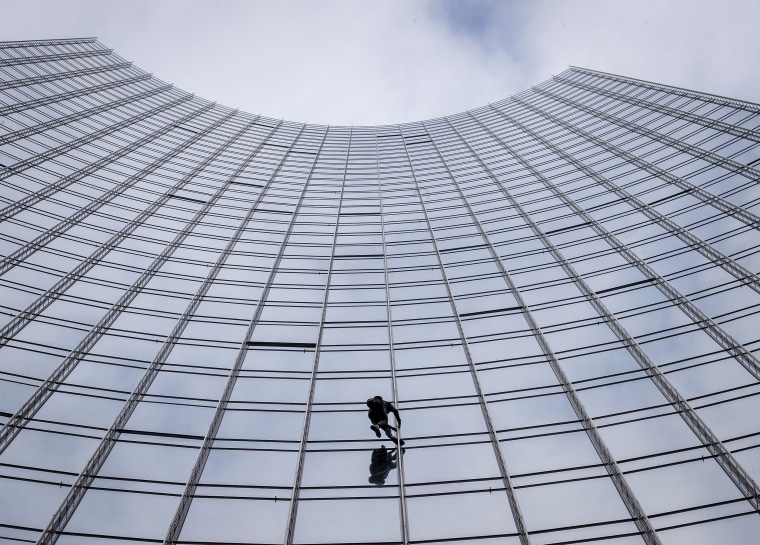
xmin=366 ymin=395 xmax=404 ymax=446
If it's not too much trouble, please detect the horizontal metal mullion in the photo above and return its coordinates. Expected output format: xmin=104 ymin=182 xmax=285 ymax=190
xmin=440 ymin=115 xmax=662 ymax=544
xmin=0 ymin=73 xmax=153 ymax=116
xmin=514 ymin=94 xmax=760 ymax=230
xmin=532 ymin=87 xmax=760 ymax=193
xmin=0 ymin=108 xmax=240 ymax=456
xmin=283 ymin=127 xmax=352 ymax=545
xmin=0 ymin=48 xmax=112 ymax=67
xmin=482 ymin=103 xmax=760 ymax=516
xmin=0 ymin=101 xmax=216 ymax=277
xmin=504 ymin=97 xmax=760 ymax=293
xmin=0 ymin=37 xmax=99 ymax=49
xmin=0 ymin=61 xmax=133 ymax=91
xmin=496 ymin=108 xmax=760 ymax=384
xmin=554 ymin=75 xmax=760 ymax=144
xmin=401 ymin=122 xmax=532 ymax=545
xmin=36 ymin=116 xmax=281 ymax=545
xmin=0 ymin=92 xmax=196 ymax=222
xmin=0 ymin=82 xmax=176 ymax=148
xmin=568 ymin=66 xmax=760 ymax=115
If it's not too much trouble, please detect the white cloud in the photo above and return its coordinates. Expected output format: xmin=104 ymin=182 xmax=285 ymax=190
xmin=2 ymin=0 xmax=759 ymax=124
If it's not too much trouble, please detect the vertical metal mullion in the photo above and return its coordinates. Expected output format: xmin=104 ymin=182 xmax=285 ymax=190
xmin=374 ymin=127 xmax=409 ymax=545
xmin=284 ymin=127 xmax=352 ymax=545
xmin=483 ymin=109 xmax=760 ymax=381
xmin=455 ymin=111 xmax=760 ymax=514
xmin=37 ymin=117 xmax=284 ymax=545
xmin=0 ymin=82 xmax=180 ymax=152
xmin=553 ymin=75 xmax=760 ymax=143
xmin=162 ymin=123 xmax=324 ymax=544
xmin=0 ymin=100 xmax=217 ymax=350
xmin=0 ymin=73 xmax=154 ymax=116
xmin=567 ymin=67 xmax=760 ymax=116
xmin=524 ymin=89 xmax=760 ymax=212
xmin=0 ymin=107 xmax=242 ymax=455
xmin=0 ymin=99 xmax=215 ymax=273
xmin=397 ymin=123 xmax=532 ymax=545
xmin=428 ymin=116 xmax=663 ymax=544
xmin=0 ymin=62 xmax=134 ymax=91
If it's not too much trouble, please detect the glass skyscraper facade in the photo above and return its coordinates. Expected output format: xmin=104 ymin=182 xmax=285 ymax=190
xmin=1 ymin=37 xmax=759 ymax=545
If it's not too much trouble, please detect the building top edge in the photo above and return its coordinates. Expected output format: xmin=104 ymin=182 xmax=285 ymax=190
xmin=0 ymin=37 xmax=99 ymax=49
xmin=2 ymin=37 xmax=759 ymax=127
xmin=568 ymin=65 xmax=760 ymax=112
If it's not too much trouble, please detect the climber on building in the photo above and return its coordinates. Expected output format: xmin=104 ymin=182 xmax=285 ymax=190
xmin=366 ymin=395 xmax=404 ymax=446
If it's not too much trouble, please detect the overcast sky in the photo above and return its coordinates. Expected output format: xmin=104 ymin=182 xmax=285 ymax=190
xmin=2 ymin=0 xmax=760 ymax=126
xmin=0 ymin=0 xmax=760 ymax=124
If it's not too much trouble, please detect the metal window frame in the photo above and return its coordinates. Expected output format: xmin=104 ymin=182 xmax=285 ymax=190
xmin=474 ymin=102 xmax=760 ymax=514
xmin=0 ymin=38 xmax=99 ymax=49
xmin=0 ymin=48 xmax=113 ymax=68
xmin=485 ymin=104 xmax=760 ymax=382
xmin=0 ymin=82 xmax=179 ymax=149
xmin=0 ymin=62 xmax=133 ymax=91
xmin=428 ymin=116 xmax=663 ymax=545
xmin=0 ymin=98 xmax=212 ymax=276
xmin=553 ymin=74 xmax=760 ymax=144
xmin=374 ymin=126 xmax=410 ymax=545
xmin=397 ymin=122 xmax=532 ymax=545
xmin=0 ymin=99 xmax=215 ymax=349
xmin=284 ymin=126 xmax=352 ymax=545
xmin=161 ymin=123 xmax=327 ymax=544
xmin=36 ymin=116 xmax=284 ymax=545
xmin=567 ymin=66 xmax=760 ymax=116
xmin=0 ymin=107 xmax=243 ymax=456
xmin=0 ymin=72 xmax=154 ymax=116
xmin=521 ymin=90 xmax=760 ymax=228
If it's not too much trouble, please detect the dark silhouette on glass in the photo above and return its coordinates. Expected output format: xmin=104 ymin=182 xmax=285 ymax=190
xmin=366 ymin=395 xmax=404 ymax=445
xmin=368 ymin=445 xmax=398 ymax=486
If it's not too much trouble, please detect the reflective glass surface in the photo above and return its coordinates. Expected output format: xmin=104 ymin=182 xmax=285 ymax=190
xmin=1 ymin=38 xmax=760 ymax=545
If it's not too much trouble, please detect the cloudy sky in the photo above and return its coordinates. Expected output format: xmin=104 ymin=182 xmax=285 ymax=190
xmin=2 ymin=0 xmax=759 ymax=124
xmin=5 ymin=0 xmax=760 ymax=124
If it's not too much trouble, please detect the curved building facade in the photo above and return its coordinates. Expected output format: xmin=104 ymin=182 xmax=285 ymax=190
xmin=0 ymin=38 xmax=759 ymax=545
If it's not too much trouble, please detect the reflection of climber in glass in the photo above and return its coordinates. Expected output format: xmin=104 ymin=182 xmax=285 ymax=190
xmin=369 ymin=445 xmax=398 ymax=485
xmin=366 ymin=395 xmax=404 ymax=446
